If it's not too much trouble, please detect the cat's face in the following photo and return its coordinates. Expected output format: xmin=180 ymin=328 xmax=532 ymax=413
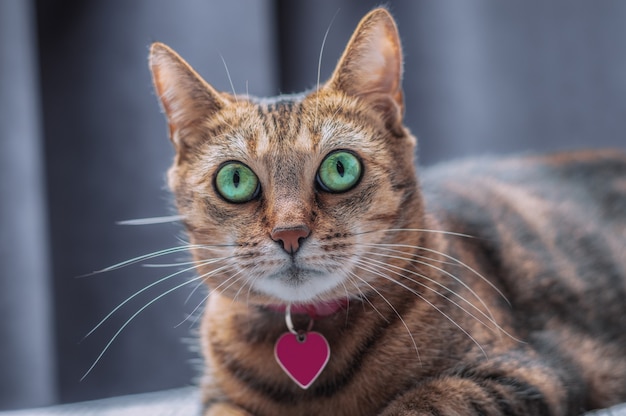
xmin=150 ymin=10 xmax=421 ymax=305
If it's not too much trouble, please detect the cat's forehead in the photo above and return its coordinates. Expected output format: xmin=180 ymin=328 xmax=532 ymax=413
xmin=215 ymin=92 xmax=371 ymax=160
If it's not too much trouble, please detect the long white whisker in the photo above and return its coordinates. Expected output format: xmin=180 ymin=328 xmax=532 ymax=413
xmin=142 ymin=260 xmax=206 ymax=268
xmin=182 ymin=261 xmax=238 ymax=304
xmin=364 ymin=242 xmax=510 ymax=306
xmin=116 ymin=215 xmax=185 ymax=226
xmin=214 ymin=270 xmax=246 ymax=294
xmin=339 ymin=278 xmax=353 ymax=326
xmin=230 ymin=270 xmax=256 ymax=305
xmin=419 ymin=245 xmax=510 ymax=306
xmin=220 ymin=53 xmax=238 ymax=103
xmin=83 ymin=247 xmax=192 ymax=276
xmin=357 ymin=228 xmax=476 ymax=240
xmin=245 ymin=274 xmax=259 ymax=311
xmin=345 ymin=272 xmax=388 ymax=323
xmin=358 ymin=247 xmax=500 ymax=333
xmin=348 ymin=269 xmax=421 ymax=364
xmin=80 ymin=275 xmax=203 ymax=381
xmin=359 ymin=244 xmax=457 ymax=266
xmin=218 ymin=270 xmax=257 ymax=310
xmin=357 ymin=256 xmax=506 ymax=339
xmin=315 ymin=9 xmax=340 ymax=127
xmin=174 ymin=292 xmax=211 ymax=328
xmin=82 ymin=258 xmax=232 ymax=341
xmin=175 ymin=291 xmax=210 ymax=329
xmin=176 ymin=265 xmax=241 ymax=329
xmin=353 ymin=259 xmax=487 ymax=358
xmin=83 ymin=244 xmax=232 ymax=276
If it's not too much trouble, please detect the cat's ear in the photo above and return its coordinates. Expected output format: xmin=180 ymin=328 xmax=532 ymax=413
xmin=326 ymin=8 xmax=404 ymax=131
xmin=149 ymin=42 xmax=227 ymax=148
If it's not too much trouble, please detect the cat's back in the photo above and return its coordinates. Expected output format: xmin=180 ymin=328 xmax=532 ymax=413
xmin=420 ymin=150 xmax=626 ymax=406
xmin=421 ymin=148 xmax=626 ymax=333
xmin=422 ymin=149 xmax=626 ymax=236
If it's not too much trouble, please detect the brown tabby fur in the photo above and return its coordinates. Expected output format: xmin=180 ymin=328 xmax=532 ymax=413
xmin=149 ymin=8 xmax=626 ymax=416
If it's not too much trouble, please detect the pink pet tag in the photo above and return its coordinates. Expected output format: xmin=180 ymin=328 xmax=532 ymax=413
xmin=274 ymin=304 xmax=330 ymax=389
xmin=274 ymin=331 xmax=330 ymax=389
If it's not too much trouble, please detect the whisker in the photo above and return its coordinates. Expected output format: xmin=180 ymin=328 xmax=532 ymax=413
xmin=353 ymin=259 xmax=487 ymax=358
xmin=358 ymin=246 xmax=500 ymax=333
xmin=116 ymin=215 xmax=185 ymax=226
xmin=81 ymin=244 xmax=232 ymax=277
xmin=356 ymin=227 xmax=476 ymax=240
xmin=359 ymin=244 xmax=457 ymax=266
xmin=80 ymin=275 xmax=203 ymax=381
xmin=222 ymin=272 xmax=257 ymax=310
xmin=341 ymin=275 xmax=354 ymax=326
xmin=245 ymin=274 xmax=259 ymax=311
xmin=176 ymin=265 xmax=241 ymax=329
xmin=315 ymin=9 xmax=340 ymax=127
xmin=82 ymin=258 xmax=232 ymax=341
xmin=220 ymin=53 xmax=238 ymax=103
xmin=182 ymin=260 xmax=241 ymax=305
xmin=230 ymin=270 xmax=256 ymax=305
xmin=348 ymin=269 xmax=421 ymax=363
xmin=95 ymin=244 xmax=235 ymax=277
xmin=364 ymin=242 xmax=510 ymax=306
xmin=345 ymin=272 xmax=388 ymax=324
xmin=175 ymin=291 xmax=210 ymax=329
xmin=142 ymin=260 xmax=205 ymax=268
xmin=80 ymin=246 xmax=192 ymax=277
xmin=357 ymin=256 xmax=514 ymax=341
xmin=339 ymin=278 xmax=352 ymax=326
xmin=418 ymin=245 xmax=510 ymax=306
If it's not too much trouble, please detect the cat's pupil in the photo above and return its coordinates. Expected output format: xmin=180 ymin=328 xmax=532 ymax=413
xmin=336 ymin=161 xmax=345 ymax=177
xmin=233 ymin=171 xmax=240 ymax=188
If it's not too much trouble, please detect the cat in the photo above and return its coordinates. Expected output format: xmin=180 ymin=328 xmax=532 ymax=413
xmin=148 ymin=7 xmax=626 ymax=416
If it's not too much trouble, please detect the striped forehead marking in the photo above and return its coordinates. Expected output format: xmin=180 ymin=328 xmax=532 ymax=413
xmin=254 ymin=99 xmax=317 ymax=156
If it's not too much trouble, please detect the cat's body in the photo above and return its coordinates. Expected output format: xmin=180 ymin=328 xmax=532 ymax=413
xmin=149 ymin=8 xmax=626 ymax=416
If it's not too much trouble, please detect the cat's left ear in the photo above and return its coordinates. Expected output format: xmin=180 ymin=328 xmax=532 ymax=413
xmin=326 ymin=8 xmax=404 ymax=131
xmin=149 ymin=42 xmax=228 ymax=150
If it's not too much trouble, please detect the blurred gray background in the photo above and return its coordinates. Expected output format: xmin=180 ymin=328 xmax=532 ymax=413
xmin=1 ymin=0 xmax=625 ymax=410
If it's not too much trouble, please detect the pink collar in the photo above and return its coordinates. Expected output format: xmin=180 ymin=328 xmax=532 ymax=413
xmin=267 ymin=298 xmax=349 ymax=319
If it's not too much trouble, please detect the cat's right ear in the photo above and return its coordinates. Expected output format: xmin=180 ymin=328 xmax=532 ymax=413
xmin=149 ymin=43 xmax=227 ymax=149
xmin=325 ymin=8 xmax=404 ymax=135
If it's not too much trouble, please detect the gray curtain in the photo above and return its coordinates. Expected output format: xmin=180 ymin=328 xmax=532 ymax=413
xmin=278 ymin=0 xmax=626 ymax=165
xmin=0 ymin=0 xmax=55 ymax=410
xmin=1 ymin=0 xmax=625 ymax=411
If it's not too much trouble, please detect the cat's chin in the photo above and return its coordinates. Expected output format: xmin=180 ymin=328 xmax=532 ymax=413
xmin=254 ymin=268 xmax=345 ymax=303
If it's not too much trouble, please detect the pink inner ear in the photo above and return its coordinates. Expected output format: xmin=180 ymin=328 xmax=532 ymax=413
xmin=356 ymin=25 xmax=401 ymax=95
xmin=149 ymin=43 xmax=227 ymax=144
xmin=326 ymin=9 xmax=403 ymax=112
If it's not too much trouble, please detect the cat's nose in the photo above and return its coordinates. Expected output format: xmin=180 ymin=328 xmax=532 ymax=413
xmin=271 ymin=225 xmax=311 ymax=254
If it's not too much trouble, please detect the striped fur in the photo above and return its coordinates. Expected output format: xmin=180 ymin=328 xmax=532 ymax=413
xmin=149 ymin=8 xmax=626 ymax=416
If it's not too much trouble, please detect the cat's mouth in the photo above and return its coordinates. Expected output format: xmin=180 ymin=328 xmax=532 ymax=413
xmin=255 ymin=265 xmax=343 ymax=303
xmin=280 ymin=265 xmax=325 ymax=285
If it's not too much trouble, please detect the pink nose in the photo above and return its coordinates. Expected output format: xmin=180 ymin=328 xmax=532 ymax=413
xmin=271 ymin=225 xmax=311 ymax=254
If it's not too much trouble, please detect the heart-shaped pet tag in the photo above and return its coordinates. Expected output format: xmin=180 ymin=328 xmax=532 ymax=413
xmin=274 ymin=331 xmax=330 ymax=389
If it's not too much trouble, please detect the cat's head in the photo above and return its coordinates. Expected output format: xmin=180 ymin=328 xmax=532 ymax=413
xmin=149 ymin=8 xmax=423 ymax=306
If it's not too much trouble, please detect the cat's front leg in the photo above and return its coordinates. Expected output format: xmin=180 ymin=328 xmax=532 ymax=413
xmin=379 ymin=365 xmax=578 ymax=416
xmin=204 ymin=402 xmax=253 ymax=416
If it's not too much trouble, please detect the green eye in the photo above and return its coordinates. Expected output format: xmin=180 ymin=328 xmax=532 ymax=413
xmin=215 ymin=162 xmax=260 ymax=203
xmin=317 ymin=151 xmax=363 ymax=193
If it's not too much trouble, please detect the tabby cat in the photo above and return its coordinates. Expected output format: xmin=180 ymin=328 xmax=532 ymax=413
xmin=148 ymin=8 xmax=626 ymax=416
